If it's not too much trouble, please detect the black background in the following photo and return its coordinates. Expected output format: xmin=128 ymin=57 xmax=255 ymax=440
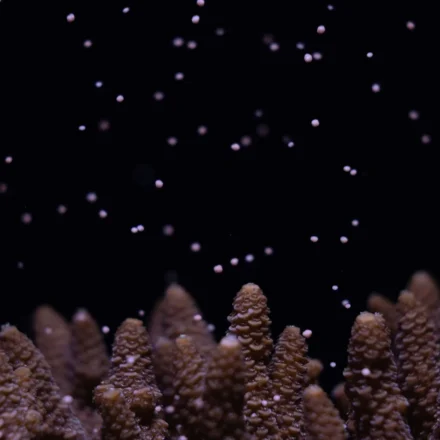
xmin=0 ymin=0 xmax=437 ymax=392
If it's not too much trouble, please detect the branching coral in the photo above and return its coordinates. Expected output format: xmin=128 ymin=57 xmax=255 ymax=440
xmin=3 ymin=271 xmax=440 ymax=440
xmin=344 ymin=312 xmax=413 ymax=439
xmin=303 ymin=385 xmax=346 ymax=440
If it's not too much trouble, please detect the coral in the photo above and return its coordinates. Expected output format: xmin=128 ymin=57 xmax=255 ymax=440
xmin=331 ymin=382 xmax=349 ymax=417
xmin=227 ymin=283 xmax=278 ymax=439
xmin=33 ymin=305 xmax=73 ymax=396
xmin=305 ymin=358 xmax=323 ymax=385
xmin=344 ymin=312 xmax=413 ymax=439
xmin=395 ymin=291 xmax=440 ymax=439
xmin=95 ymin=318 xmax=168 ymax=440
xmin=171 ymin=335 xmax=205 ymax=439
xmin=156 ymin=284 xmax=216 ymax=359
xmin=303 ymin=385 xmax=346 ymax=440
xmin=269 ymin=326 xmax=308 ymax=440
xmin=201 ymin=335 xmax=249 ymax=440
xmin=367 ymin=292 xmax=399 ymax=335
xmin=5 ymin=274 xmax=440 ymax=439
xmin=0 ymin=324 xmax=87 ymax=440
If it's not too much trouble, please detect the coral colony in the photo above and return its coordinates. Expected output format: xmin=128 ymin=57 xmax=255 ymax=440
xmin=0 ymin=271 xmax=439 ymax=439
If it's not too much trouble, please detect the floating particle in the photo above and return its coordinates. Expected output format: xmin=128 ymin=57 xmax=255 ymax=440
xmin=371 ymin=83 xmax=381 ymax=93
xmin=207 ymin=323 xmax=215 ymax=332
xmin=421 ymin=134 xmax=432 ymax=144
xmin=304 ymin=53 xmax=313 ymax=63
xmin=163 ymin=224 xmax=174 ymax=236
xmin=95 ymin=81 xmax=103 ymax=88
xmin=187 ymin=40 xmax=197 ymax=49
xmin=256 ymin=123 xmax=270 ymax=137
xmin=311 ymin=119 xmax=320 ymax=127
xmin=350 ymin=169 xmax=357 ymax=176
xmin=190 ymin=242 xmax=201 ymax=252
xmin=167 ymin=136 xmax=178 ymax=146
xmin=366 ymin=52 xmax=373 ymax=58
xmin=172 ymin=37 xmax=185 ymax=47
xmin=57 ymin=204 xmax=67 ymax=214
xmin=406 ymin=21 xmax=416 ymax=30
xmin=332 ymin=285 xmax=338 ymax=291
xmin=21 ymin=212 xmax=33 ymax=224
xmin=138 ymin=309 xmax=145 ymax=317
xmin=192 ymin=15 xmax=200 ymax=24
xmin=98 ymin=119 xmax=111 ymax=131
xmin=254 ymin=109 xmax=263 ymax=118
xmin=408 ymin=110 xmax=420 ymax=120
xmin=213 ymin=264 xmax=223 ymax=273
xmin=98 ymin=210 xmax=108 ymax=219
xmin=175 ymin=72 xmax=184 ymax=81
xmin=62 ymin=395 xmax=73 ymax=404
xmin=340 ymin=236 xmax=348 ymax=244
xmin=116 ymin=94 xmax=125 ymax=102
xmin=137 ymin=224 xmax=145 ymax=232
xmin=66 ymin=13 xmax=75 ymax=22
xmin=264 ymin=247 xmax=274 ymax=255
xmin=303 ymin=329 xmax=313 ymax=338
xmin=231 ymin=143 xmax=240 ymax=151
xmin=102 ymin=326 xmax=110 ymax=334
xmin=78 ymin=125 xmax=86 ymax=131
xmin=230 ymin=257 xmax=239 ymax=266
xmin=4 ymin=156 xmax=12 ymax=164
xmin=131 ymin=226 xmax=138 ymax=234
xmin=0 ymin=182 xmax=8 ymax=193
xmin=317 ymin=25 xmax=326 ymax=34
xmin=245 ymin=254 xmax=255 ymax=263
xmin=17 ymin=261 xmax=24 ymax=269
xmin=342 ymin=299 xmax=351 ymax=309
xmin=215 ymin=27 xmax=225 ymax=36
xmin=310 ymin=236 xmax=319 ymax=243
xmin=197 ymin=125 xmax=208 ymax=135
xmin=330 ymin=362 xmax=336 ymax=367
xmin=288 ymin=141 xmax=295 ymax=148
xmin=312 ymin=52 xmax=323 ymax=60
xmin=327 ymin=4 xmax=334 ymax=10
xmin=296 ymin=42 xmax=305 ymax=50
xmin=273 ymin=395 xmax=281 ymax=402
xmin=122 ymin=7 xmax=130 ymax=13
xmin=83 ymin=39 xmax=93 ymax=48
xmin=351 ymin=219 xmax=359 ymax=227
xmin=193 ymin=314 xmax=202 ymax=322
xmin=361 ymin=368 xmax=371 ymax=376
xmin=86 ymin=192 xmax=97 ymax=203
xmin=153 ymin=91 xmax=165 ymax=101
xmin=343 ymin=165 xmax=351 ymax=172
xmin=269 ymin=42 xmax=280 ymax=52
xmin=196 ymin=0 xmax=204 ymax=6
xmin=155 ymin=179 xmax=164 ymax=189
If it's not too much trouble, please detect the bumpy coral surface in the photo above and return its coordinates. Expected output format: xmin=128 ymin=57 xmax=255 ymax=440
xmin=2 ymin=270 xmax=440 ymax=440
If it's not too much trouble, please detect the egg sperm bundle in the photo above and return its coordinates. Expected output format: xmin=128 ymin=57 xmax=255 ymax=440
xmin=1 ymin=271 xmax=439 ymax=440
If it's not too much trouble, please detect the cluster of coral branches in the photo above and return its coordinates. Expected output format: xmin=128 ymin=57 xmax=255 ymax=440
xmin=1 ymin=271 xmax=440 ymax=440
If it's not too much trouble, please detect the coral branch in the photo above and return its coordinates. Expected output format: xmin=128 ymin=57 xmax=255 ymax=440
xmin=303 ymin=385 xmax=347 ymax=440
xmin=344 ymin=312 xmax=413 ymax=440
